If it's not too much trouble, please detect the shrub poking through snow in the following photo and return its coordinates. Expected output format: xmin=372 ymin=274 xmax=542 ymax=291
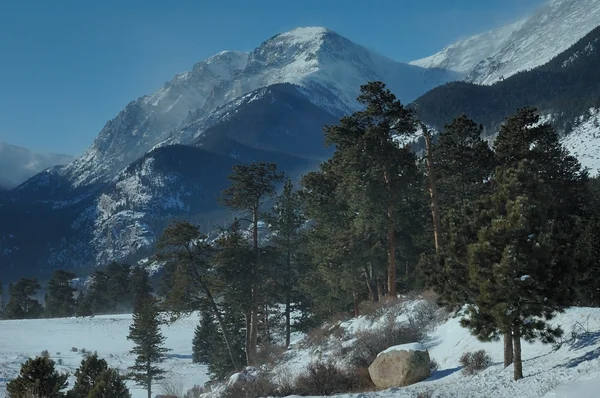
xmin=294 ymin=361 xmax=354 ymax=396
xmin=351 ymin=316 xmax=426 ymax=368
xmin=222 ymin=371 xmax=278 ymax=398
xmin=459 ymin=350 xmax=492 ymax=375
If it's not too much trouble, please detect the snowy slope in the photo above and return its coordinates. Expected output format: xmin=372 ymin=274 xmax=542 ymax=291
xmin=412 ymin=0 xmax=600 ymax=86
xmin=60 ymin=27 xmax=459 ymax=188
xmin=410 ymin=19 xmax=526 ymax=74
xmin=561 ymin=109 xmax=600 ymax=177
xmin=468 ymin=0 xmax=600 ymax=85
xmin=0 ymin=313 xmax=207 ymax=398
xmin=3 ymin=303 xmax=600 ymax=398
xmin=0 ymin=141 xmax=73 ymax=190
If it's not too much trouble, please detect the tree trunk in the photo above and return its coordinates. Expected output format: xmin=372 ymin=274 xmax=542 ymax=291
xmin=244 ymin=312 xmax=251 ymax=365
xmin=285 ymin=290 xmax=291 ymax=348
xmin=203 ymin=283 xmax=242 ymax=371
xmin=513 ymin=326 xmax=523 ymax=380
xmin=147 ymin=362 xmax=152 ymax=398
xmin=353 ymin=292 xmax=360 ymax=318
xmin=248 ymin=309 xmax=259 ymax=366
xmin=423 ymin=123 xmax=443 ymax=252
xmin=387 ymin=219 xmax=397 ymax=298
xmin=285 ymin=244 xmax=292 ymax=348
xmin=364 ymin=264 xmax=380 ymax=303
xmin=504 ymin=330 xmax=513 ymax=367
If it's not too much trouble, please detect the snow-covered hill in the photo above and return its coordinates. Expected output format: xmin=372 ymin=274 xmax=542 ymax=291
xmin=410 ymin=19 xmax=526 ymax=74
xmin=2 ymin=302 xmax=600 ymax=398
xmin=561 ymin=108 xmax=600 ymax=177
xmin=0 ymin=142 xmax=73 ymax=190
xmin=62 ymin=27 xmax=460 ymax=188
xmin=412 ymin=0 xmax=600 ymax=85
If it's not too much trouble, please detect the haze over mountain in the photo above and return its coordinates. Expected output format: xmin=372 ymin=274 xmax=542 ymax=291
xmin=0 ymin=141 xmax=74 ymax=190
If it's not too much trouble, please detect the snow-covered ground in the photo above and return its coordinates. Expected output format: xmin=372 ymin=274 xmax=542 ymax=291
xmin=562 ymin=108 xmax=600 ymax=177
xmin=2 ymin=303 xmax=600 ymax=398
xmin=0 ymin=313 xmax=208 ymax=398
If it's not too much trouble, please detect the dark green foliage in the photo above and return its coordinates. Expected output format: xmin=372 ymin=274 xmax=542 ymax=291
xmin=191 ymin=308 xmax=246 ymax=380
xmin=156 ymin=221 xmax=243 ymax=372
xmin=45 ymin=270 xmax=77 ymax=318
xmin=5 ymin=278 xmax=44 ymax=320
xmin=130 ymin=267 xmax=154 ymax=309
xmin=413 ymin=26 xmax=600 ymax=138
xmin=434 ymin=114 xmax=495 ymax=207
xmin=126 ymin=296 xmax=171 ymax=398
xmin=66 ymin=353 xmax=130 ymax=398
xmin=86 ymin=368 xmax=130 ymax=398
xmin=105 ymin=262 xmax=133 ymax=313
xmin=67 ymin=354 xmax=108 ymax=398
xmin=6 ymin=356 xmax=69 ymax=398
xmin=75 ymin=291 xmax=93 ymax=317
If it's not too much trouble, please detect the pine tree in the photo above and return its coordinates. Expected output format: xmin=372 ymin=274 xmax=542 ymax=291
xmin=7 ymin=356 xmax=69 ymax=398
xmin=156 ymin=221 xmax=242 ymax=372
xmin=5 ymin=278 xmax=44 ymax=320
xmin=264 ymin=178 xmax=307 ymax=347
xmin=87 ymin=368 xmax=130 ymax=398
xmin=218 ymin=161 xmax=284 ymax=365
xmin=126 ymin=296 xmax=171 ymax=398
xmin=67 ymin=353 xmax=108 ymax=398
xmin=105 ymin=262 xmax=132 ymax=313
xmin=191 ymin=307 xmax=245 ymax=379
xmin=462 ymin=162 xmax=565 ymax=380
xmin=130 ymin=267 xmax=153 ymax=310
xmin=322 ymin=81 xmax=422 ymax=297
xmin=75 ymin=290 xmax=93 ymax=317
xmin=86 ymin=271 xmax=112 ymax=315
xmin=45 ymin=270 xmax=77 ymax=318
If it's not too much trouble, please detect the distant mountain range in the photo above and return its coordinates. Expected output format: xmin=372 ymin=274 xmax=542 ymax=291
xmin=1 ymin=0 xmax=599 ymax=281
xmin=0 ymin=142 xmax=73 ymax=190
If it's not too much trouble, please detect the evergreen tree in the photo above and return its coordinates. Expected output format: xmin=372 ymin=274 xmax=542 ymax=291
xmin=6 ymin=356 xmax=69 ymax=398
xmin=265 ymin=178 xmax=308 ymax=347
xmin=66 ymin=353 xmax=108 ymax=398
xmin=462 ymin=162 xmax=565 ymax=380
xmin=45 ymin=270 xmax=77 ymax=318
xmin=156 ymin=221 xmax=242 ymax=372
xmin=86 ymin=271 xmax=112 ymax=315
xmin=130 ymin=267 xmax=153 ymax=310
xmin=126 ymin=296 xmax=171 ymax=398
xmin=5 ymin=278 xmax=44 ymax=320
xmin=434 ymin=114 xmax=495 ymax=208
xmin=87 ymin=368 xmax=130 ymax=398
xmin=75 ymin=291 xmax=93 ymax=317
xmin=218 ymin=161 xmax=284 ymax=365
xmin=105 ymin=262 xmax=132 ymax=313
xmin=322 ymin=81 xmax=422 ymax=297
xmin=66 ymin=353 xmax=130 ymax=398
xmin=191 ymin=307 xmax=245 ymax=379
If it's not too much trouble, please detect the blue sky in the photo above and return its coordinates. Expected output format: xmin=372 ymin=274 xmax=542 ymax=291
xmin=0 ymin=0 xmax=545 ymax=156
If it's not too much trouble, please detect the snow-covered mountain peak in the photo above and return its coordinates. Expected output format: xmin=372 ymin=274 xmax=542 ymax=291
xmin=413 ymin=0 xmax=600 ymax=85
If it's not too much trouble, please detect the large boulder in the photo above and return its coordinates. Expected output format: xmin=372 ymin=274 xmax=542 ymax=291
xmin=368 ymin=342 xmax=430 ymax=389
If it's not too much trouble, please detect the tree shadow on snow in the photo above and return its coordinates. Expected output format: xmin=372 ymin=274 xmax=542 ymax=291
xmin=424 ymin=366 xmax=462 ymax=381
xmin=567 ymin=330 xmax=600 ymax=351
xmin=561 ymin=347 xmax=600 ymax=369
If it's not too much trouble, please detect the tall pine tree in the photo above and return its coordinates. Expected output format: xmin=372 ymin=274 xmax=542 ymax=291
xmin=126 ymin=296 xmax=171 ymax=398
xmin=45 ymin=270 xmax=77 ymax=318
xmin=218 ymin=161 xmax=284 ymax=365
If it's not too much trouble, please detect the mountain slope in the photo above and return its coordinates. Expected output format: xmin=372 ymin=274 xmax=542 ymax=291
xmin=411 ymin=0 xmax=600 ymax=86
xmin=0 ymin=142 xmax=73 ymax=190
xmin=412 ymin=25 xmax=600 ymax=136
xmin=410 ymin=19 xmax=526 ymax=74
xmin=59 ymin=27 xmax=459 ymax=188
